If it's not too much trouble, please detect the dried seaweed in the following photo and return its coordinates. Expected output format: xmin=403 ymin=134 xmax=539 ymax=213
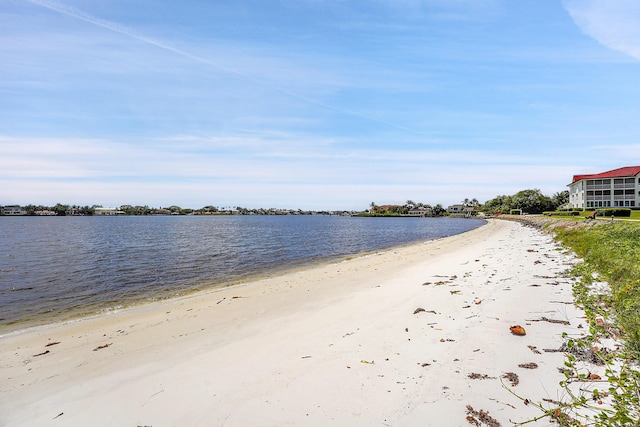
xmin=502 ymin=372 xmax=519 ymax=386
xmin=468 ymin=372 xmax=496 ymax=380
xmin=527 ymin=316 xmax=570 ymax=326
xmin=543 ymin=342 xmax=607 ymax=365
xmin=465 ymin=405 xmax=501 ymax=427
xmin=527 ymin=345 xmax=541 ymax=354
xmin=518 ymin=362 xmax=538 ymax=369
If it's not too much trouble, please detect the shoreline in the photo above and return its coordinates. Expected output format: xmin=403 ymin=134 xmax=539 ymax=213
xmin=0 ymin=219 xmax=586 ymax=426
xmin=0 ymin=217 xmax=486 ymax=335
xmin=1 ymin=224 xmax=483 ymax=338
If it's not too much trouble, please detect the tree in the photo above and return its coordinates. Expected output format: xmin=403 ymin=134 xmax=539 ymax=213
xmin=482 ymin=195 xmax=513 ymax=214
xmin=53 ymin=203 xmax=69 ymax=216
xmin=551 ymin=191 xmax=570 ymax=209
xmin=432 ymin=204 xmax=446 ymax=216
xmin=510 ymin=189 xmax=554 ymax=214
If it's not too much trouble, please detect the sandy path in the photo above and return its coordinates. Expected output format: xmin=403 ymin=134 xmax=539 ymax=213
xmin=0 ymin=219 xmax=585 ymax=426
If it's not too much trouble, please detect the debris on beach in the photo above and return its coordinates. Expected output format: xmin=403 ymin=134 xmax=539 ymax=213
xmin=465 ymin=405 xmax=501 ymax=427
xmin=509 ymin=325 xmax=526 ymax=335
xmin=527 ymin=345 xmax=541 ymax=354
xmin=45 ymin=341 xmax=61 ymax=347
xmin=588 ymin=372 xmax=602 ymax=380
xmin=502 ymin=372 xmax=519 ymax=386
xmin=93 ymin=343 xmax=112 ymax=351
xmin=543 ymin=342 xmax=608 ymax=365
xmin=33 ymin=350 xmax=50 ymax=357
xmin=518 ymin=362 xmax=538 ymax=369
xmin=527 ymin=316 xmax=570 ymax=325
xmin=468 ymin=372 xmax=496 ymax=380
xmin=413 ymin=307 xmax=436 ymax=314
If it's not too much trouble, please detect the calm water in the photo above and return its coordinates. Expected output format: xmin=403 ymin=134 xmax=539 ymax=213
xmin=0 ymin=215 xmax=484 ymax=332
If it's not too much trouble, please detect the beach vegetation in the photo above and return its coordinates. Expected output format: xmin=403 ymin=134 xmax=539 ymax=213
xmin=510 ymin=220 xmax=640 ymax=426
xmin=555 ymin=222 xmax=640 ymax=359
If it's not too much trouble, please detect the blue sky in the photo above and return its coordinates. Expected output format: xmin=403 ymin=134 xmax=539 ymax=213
xmin=2 ymin=0 xmax=640 ymax=210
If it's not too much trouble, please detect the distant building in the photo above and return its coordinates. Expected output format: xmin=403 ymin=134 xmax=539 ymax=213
xmin=568 ymin=166 xmax=640 ymax=209
xmin=447 ymin=204 xmax=465 ymax=214
xmin=94 ymin=207 xmax=124 ymax=215
xmin=447 ymin=204 xmax=475 ymax=217
xmin=1 ymin=205 xmax=26 ymax=215
xmin=407 ymin=207 xmax=433 ymax=217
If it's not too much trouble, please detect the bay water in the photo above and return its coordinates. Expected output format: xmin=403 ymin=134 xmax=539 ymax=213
xmin=0 ymin=215 xmax=484 ymax=333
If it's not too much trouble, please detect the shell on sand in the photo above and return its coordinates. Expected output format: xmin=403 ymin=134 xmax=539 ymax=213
xmin=510 ymin=325 xmax=526 ymax=336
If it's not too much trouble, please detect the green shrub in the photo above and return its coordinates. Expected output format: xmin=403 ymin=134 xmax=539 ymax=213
xmin=595 ymin=208 xmax=632 ymax=217
xmin=543 ymin=211 xmax=580 ymax=216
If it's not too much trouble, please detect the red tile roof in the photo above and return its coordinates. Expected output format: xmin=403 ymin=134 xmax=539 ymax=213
xmin=572 ymin=166 xmax=640 ymax=183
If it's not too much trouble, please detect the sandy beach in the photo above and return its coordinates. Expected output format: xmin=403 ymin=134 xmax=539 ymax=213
xmin=0 ymin=219 xmax=587 ymax=426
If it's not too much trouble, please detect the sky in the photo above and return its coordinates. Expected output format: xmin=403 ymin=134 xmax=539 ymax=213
xmin=2 ymin=0 xmax=640 ymax=210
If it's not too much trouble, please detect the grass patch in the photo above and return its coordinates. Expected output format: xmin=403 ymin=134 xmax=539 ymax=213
xmin=554 ymin=222 xmax=640 ymax=358
xmin=542 ymin=210 xmax=640 ymax=220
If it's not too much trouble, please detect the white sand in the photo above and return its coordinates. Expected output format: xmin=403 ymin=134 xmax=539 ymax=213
xmin=0 ymin=219 xmax=587 ymax=426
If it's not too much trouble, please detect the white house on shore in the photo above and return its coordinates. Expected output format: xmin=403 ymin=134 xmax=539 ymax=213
xmin=407 ymin=207 xmax=433 ymax=217
xmin=94 ymin=207 xmax=124 ymax=215
xmin=1 ymin=205 xmax=26 ymax=215
xmin=568 ymin=166 xmax=640 ymax=209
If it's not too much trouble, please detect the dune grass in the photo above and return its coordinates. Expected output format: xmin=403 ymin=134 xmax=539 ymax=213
xmin=554 ymin=221 xmax=640 ymax=358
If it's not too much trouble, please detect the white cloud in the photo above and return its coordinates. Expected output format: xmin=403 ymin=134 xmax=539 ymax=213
xmin=0 ymin=133 xmax=576 ymax=209
xmin=564 ymin=0 xmax=640 ymax=61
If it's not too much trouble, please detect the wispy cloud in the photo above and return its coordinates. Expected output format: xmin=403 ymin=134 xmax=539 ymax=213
xmin=564 ymin=0 xmax=640 ymax=61
xmin=0 ymin=132 xmax=574 ymax=208
xmin=24 ymin=0 xmax=431 ymax=136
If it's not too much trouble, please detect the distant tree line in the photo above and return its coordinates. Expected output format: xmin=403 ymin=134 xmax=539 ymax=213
xmin=1 ymin=190 xmax=570 ymax=217
xmin=365 ymin=200 xmax=447 ymax=216
xmin=18 ymin=204 xmax=97 ymax=216
xmin=0 ymin=203 xmax=349 ymax=216
xmin=366 ymin=190 xmax=570 ymax=217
